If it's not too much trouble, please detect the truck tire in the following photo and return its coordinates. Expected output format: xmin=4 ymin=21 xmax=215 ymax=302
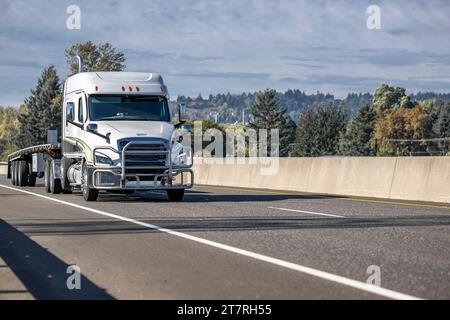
xmin=81 ymin=163 xmax=98 ymax=201
xmin=49 ymin=162 xmax=62 ymax=194
xmin=17 ymin=160 xmax=29 ymax=187
xmin=167 ymin=189 xmax=185 ymax=201
xmin=28 ymin=163 xmax=37 ymax=187
xmin=44 ymin=160 xmax=52 ymax=193
xmin=61 ymin=156 xmax=73 ymax=193
xmin=62 ymin=188 xmax=73 ymax=194
xmin=11 ymin=161 xmax=17 ymax=185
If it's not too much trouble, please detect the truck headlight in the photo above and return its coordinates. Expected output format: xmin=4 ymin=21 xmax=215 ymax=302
xmin=171 ymin=142 xmax=191 ymax=166
xmin=95 ymin=153 xmax=114 ymax=165
xmin=94 ymin=149 xmax=120 ymax=166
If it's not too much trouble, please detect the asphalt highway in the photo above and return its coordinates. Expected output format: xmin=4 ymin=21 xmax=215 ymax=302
xmin=1 ymin=176 xmax=449 ymax=300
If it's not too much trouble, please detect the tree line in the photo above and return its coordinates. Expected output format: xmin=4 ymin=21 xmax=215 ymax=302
xmin=1 ymin=40 xmax=449 ymax=160
xmin=186 ymin=85 xmax=449 ymax=158
xmin=177 ymin=89 xmax=450 ymax=124
xmin=247 ymin=84 xmax=450 ymax=157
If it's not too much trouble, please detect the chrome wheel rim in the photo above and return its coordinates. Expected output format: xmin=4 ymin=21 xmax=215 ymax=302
xmin=81 ymin=166 xmax=88 ymax=195
xmin=44 ymin=167 xmax=48 ymax=187
xmin=49 ymin=166 xmax=53 ymax=190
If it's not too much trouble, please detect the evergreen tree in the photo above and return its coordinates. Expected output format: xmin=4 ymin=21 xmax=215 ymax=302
xmin=292 ymin=106 xmax=318 ymax=156
xmin=293 ymin=103 xmax=347 ymax=156
xmin=283 ymin=116 xmax=297 ymax=156
xmin=427 ymin=100 xmax=450 ymax=138
xmin=425 ymin=99 xmax=450 ymax=154
xmin=15 ymin=66 xmax=61 ymax=148
xmin=249 ymin=89 xmax=295 ymax=156
xmin=339 ymin=103 xmax=377 ymax=156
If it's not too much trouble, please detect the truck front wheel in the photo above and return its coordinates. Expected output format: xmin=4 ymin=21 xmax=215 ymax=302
xmin=49 ymin=162 xmax=62 ymax=194
xmin=81 ymin=163 xmax=98 ymax=201
xmin=44 ymin=160 xmax=51 ymax=193
xmin=166 ymin=189 xmax=185 ymax=201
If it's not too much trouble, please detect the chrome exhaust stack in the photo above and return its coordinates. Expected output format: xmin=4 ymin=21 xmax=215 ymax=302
xmin=73 ymin=55 xmax=84 ymax=73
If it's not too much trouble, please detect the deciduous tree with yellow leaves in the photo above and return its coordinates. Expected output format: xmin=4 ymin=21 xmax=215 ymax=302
xmin=372 ymin=103 xmax=431 ymax=156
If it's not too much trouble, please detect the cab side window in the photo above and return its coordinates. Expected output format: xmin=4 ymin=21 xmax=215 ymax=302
xmin=66 ymin=102 xmax=75 ymax=122
xmin=78 ymin=97 xmax=84 ymax=123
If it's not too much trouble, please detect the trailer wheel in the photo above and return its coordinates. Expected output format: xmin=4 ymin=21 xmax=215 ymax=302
xmin=17 ymin=160 xmax=29 ymax=187
xmin=44 ymin=160 xmax=51 ymax=193
xmin=28 ymin=163 xmax=37 ymax=187
xmin=49 ymin=162 xmax=62 ymax=194
xmin=81 ymin=163 xmax=98 ymax=201
xmin=166 ymin=189 xmax=185 ymax=201
xmin=11 ymin=161 xmax=17 ymax=185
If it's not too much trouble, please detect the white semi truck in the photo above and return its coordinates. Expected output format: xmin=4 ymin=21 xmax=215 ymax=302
xmin=7 ymin=57 xmax=193 ymax=201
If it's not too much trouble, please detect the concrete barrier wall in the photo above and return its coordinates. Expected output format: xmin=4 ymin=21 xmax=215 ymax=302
xmin=0 ymin=162 xmax=7 ymax=176
xmin=2 ymin=157 xmax=448 ymax=203
xmin=193 ymin=157 xmax=450 ymax=203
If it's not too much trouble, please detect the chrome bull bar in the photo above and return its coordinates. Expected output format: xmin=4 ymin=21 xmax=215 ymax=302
xmin=91 ymin=140 xmax=193 ymax=189
xmin=120 ymin=140 xmax=171 ymax=181
xmin=91 ymin=167 xmax=194 ymax=190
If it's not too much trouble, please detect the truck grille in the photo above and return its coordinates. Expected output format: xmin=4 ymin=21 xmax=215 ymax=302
xmin=124 ymin=153 xmax=166 ymax=167
xmin=120 ymin=140 xmax=169 ymax=178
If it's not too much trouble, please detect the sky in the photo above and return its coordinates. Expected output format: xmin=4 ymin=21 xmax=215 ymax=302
xmin=0 ymin=0 xmax=449 ymax=106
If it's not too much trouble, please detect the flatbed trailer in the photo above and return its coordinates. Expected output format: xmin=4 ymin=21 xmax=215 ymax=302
xmin=7 ymin=143 xmax=64 ymax=191
xmin=8 ymin=143 xmax=61 ymax=162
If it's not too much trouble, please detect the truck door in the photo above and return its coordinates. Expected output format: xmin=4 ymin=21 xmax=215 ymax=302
xmin=63 ymin=92 xmax=85 ymax=153
xmin=75 ymin=92 xmax=86 ymax=148
xmin=64 ymin=98 xmax=77 ymax=151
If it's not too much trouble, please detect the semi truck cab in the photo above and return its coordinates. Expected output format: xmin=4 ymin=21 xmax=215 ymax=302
xmin=8 ymin=64 xmax=193 ymax=202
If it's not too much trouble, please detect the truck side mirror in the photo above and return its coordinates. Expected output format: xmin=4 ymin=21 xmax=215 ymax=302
xmin=87 ymin=123 xmax=98 ymax=132
xmin=178 ymin=103 xmax=187 ymax=122
xmin=180 ymin=124 xmax=192 ymax=132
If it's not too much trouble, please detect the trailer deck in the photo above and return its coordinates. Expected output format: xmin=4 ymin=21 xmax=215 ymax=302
xmin=7 ymin=144 xmax=61 ymax=161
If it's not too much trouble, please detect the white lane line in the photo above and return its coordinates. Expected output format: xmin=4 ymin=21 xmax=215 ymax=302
xmin=269 ymin=206 xmax=345 ymax=218
xmin=0 ymin=183 xmax=421 ymax=300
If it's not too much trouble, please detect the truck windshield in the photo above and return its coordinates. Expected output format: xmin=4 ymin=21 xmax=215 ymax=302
xmin=88 ymin=95 xmax=170 ymax=121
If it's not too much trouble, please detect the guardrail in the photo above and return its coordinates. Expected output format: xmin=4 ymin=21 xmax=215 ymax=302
xmin=192 ymin=156 xmax=450 ymax=204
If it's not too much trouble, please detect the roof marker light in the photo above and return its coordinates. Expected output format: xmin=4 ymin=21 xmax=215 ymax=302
xmin=121 ymin=86 xmax=125 ymax=92
xmin=128 ymin=86 xmax=133 ymax=92
xmin=160 ymin=85 xmax=164 ymax=93
xmin=95 ymin=85 xmax=99 ymax=92
xmin=136 ymin=86 xmax=140 ymax=92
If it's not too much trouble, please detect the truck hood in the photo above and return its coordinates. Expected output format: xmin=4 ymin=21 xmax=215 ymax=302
xmin=94 ymin=121 xmax=174 ymax=145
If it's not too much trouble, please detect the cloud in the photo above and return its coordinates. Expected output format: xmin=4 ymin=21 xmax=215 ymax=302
xmin=279 ymin=77 xmax=303 ymax=84
xmin=280 ymin=75 xmax=385 ymax=88
xmin=123 ymin=49 xmax=178 ymax=60
xmin=179 ymin=54 xmax=225 ymax=62
xmin=341 ymin=48 xmax=450 ymax=66
xmin=171 ymin=70 xmax=271 ymax=80
xmin=285 ymin=62 xmax=326 ymax=69
xmin=0 ymin=60 xmax=43 ymax=69
xmin=0 ymin=0 xmax=449 ymax=105
xmin=384 ymin=28 xmax=410 ymax=36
